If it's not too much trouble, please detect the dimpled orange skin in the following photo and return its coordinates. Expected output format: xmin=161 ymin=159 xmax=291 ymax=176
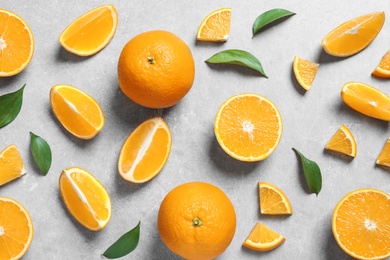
xmin=118 ymin=30 xmax=195 ymax=108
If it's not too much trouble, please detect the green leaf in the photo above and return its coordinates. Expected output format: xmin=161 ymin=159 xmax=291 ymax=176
xmin=292 ymin=148 xmax=322 ymax=195
xmin=253 ymin=9 xmax=296 ymax=37
xmin=205 ymin=49 xmax=268 ymax=78
xmin=30 ymin=132 xmax=52 ymax=175
xmin=103 ymin=221 xmax=140 ymax=259
xmin=0 ymin=84 xmax=25 ymax=128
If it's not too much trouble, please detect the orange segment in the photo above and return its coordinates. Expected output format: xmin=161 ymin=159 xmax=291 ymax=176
xmin=59 ymin=167 xmax=111 ymax=231
xmin=0 ymin=9 xmax=34 ymax=77
xmin=372 ymin=50 xmax=390 ymax=78
xmin=322 ymin=12 xmax=385 ymax=57
xmin=214 ymin=93 xmax=282 ymax=161
xmin=293 ymin=56 xmax=319 ymax=91
xmin=243 ymin=222 xmax=285 ymax=252
xmin=0 ymin=197 xmax=34 ymax=260
xmin=332 ymin=188 xmax=390 ymax=259
xmin=259 ymin=182 xmax=292 ymax=215
xmin=325 ymin=124 xmax=357 ymax=158
xmin=196 ymin=8 xmax=232 ymax=42
xmin=59 ymin=4 xmax=118 ymax=56
xmin=118 ymin=117 xmax=172 ymax=183
xmin=376 ymin=138 xmax=390 ymax=168
xmin=50 ymin=84 xmax=105 ymax=139
xmin=0 ymin=144 xmax=26 ymax=186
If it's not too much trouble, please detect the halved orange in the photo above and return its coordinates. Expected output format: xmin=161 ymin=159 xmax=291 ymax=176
xmin=59 ymin=4 xmax=118 ymax=56
xmin=196 ymin=8 xmax=232 ymax=42
xmin=0 ymin=144 xmax=26 ymax=186
xmin=332 ymin=188 xmax=390 ymax=259
xmin=50 ymin=84 xmax=105 ymax=139
xmin=118 ymin=117 xmax=172 ymax=183
xmin=0 ymin=9 xmax=34 ymax=77
xmin=293 ymin=56 xmax=319 ymax=91
xmin=322 ymin=12 xmax=385 ymax=57
xmin=59 ymin=167 xmax=111 ymax=231
xmin=372 ymin=50 xmax=390 ymax=78
xmin=325 ymin=124 xmax=357 ymax=158
xmin=243 ymin=222 xmax=285 ymax=252
xmin=259 ymin=182 xmax=292 ymax=215
xmin=376 ymin=138 xmax=390 ymax=168
xmin=214 ymin=93 xmax=282 ymax=161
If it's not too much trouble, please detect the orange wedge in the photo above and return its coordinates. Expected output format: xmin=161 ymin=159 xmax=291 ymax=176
xmin=0 ymin=144 xmax=26 ymax=186
xmin=50 ymin=84 xmax=105 ymax=139
xmin=118 ymin=117 xmax=172 ymax=183
xmin=325 ymin=124 xmax=357 ymax=158
xmin=372 ymin=50 xmax=390 ymax=78
xmin=293 ymin=56 xmax=319 ymax=91
xmin=376 ymin=138 xmax=390 ymax=168
xmin=243 ymin=222 xmax=285 ymax=252
xmin=59 ymin=167 xmax=111 ymax=231
xmin=59 ymin=4 xmax=118 ymax=56
xmin=0 ymin=9 xmax=34 ymax=77
xmin=259 ymin=182 xmax=292 ymax=215
xmin=332 ymin=188 xmax=390 ymax=259
xmin=214 ymin=93 xmax=282 ymax=162
xmin=322 ymin=12 xmax=385 ymax=57
xmin=196 ymin=8 xmax=232 ymax=42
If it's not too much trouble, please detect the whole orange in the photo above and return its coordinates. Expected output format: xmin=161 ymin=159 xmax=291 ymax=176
xmin=158 ymin=182 xmax=236 ymax=260
xmin=118 ymin=30 xmax=195 ymax=108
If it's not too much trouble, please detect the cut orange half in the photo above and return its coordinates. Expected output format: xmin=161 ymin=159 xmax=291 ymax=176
xmin=293 ymin=56 xmax=319 ymax=91
xmin=376 ymin=138 xmax=390 ymax=168
xmin=0 ymin=144 xmax=26 ymax=186
xmin=259 ymin=182 xmax=292 ymax=215
xmin=59 ymin=4 xmax=118 ymax=56
xmin=243 ymin=222 xmax=285 ymax=252
xmin=372 ymin=50 xmax=390 ymax=78
xmin=196 ymin=8 xmax=232 ymax=42
xmin=0 ymin=9 xmax=34 ymax=77
xmin=325 ymin=124 xmax=357 ymax=158
xmin=118 ymin=117 xmax=172 ymax=183
xmin=322 ymin=12 xmax=385 ymax=57
xmin=50 ymin=84 xmax=105 ymax=139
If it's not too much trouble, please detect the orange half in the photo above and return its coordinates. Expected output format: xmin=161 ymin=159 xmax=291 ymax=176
xmin=196 ymin=8 xmax=232 ymax=42
xmin=259 ymin=182 xmax=292 ymax=215
xmin=243 ymin=222 xmax=285 ymax=252
xmin=293 ymin=56 xmax=319 ymax=91
xmin=0 ymin=144 xmax=26 ymax=186
xmin=325 ymin=124 xmax=357 ymax=158
xmin=372 ymin=50 xmax=390 ymax=78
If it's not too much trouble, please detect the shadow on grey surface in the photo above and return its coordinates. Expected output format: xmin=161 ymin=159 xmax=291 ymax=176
xmin=113 ymin=164 xmax=152 ymax=196
xmin=0 ymin=73 xmax=23 ymax=88
xmin=205 ymin=62 xmax=267 ymax=78
xmin=323 ymin=223 xmax=354 ymax=260
xmin=315 ymin=47 xmax=348 ymax=64
xmin=323 ymin=149 xmax=354 ymax=163
xmin=147 ymin=231 xmax=182 ymax=260
xmin=290 ymin=67 xmax=307 ymax=96
xmin=55 ymin=45 xmax=90 ymax=63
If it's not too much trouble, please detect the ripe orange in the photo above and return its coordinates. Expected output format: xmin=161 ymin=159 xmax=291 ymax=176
xmin=196 ymin=8 xmax=232 ymax=42
xmin=0 ymin=144 xmax=26 ymax=186
xmin=325 ymin=124 xmax=357 ymax=158
xmin=118 ymin=30 xmax=195 ymax=108
xmin=158 ymin=182 xmax=236 ymax=260
xmin=376 ymin=138 xmax=390 ymax=168
xmin=0 ymin=9 xmax=34 ymax=77
xmin=372 ymin=50 xmax=390 ymax=78
xmin=259 ymin=182 xmax=292 ymax=215
xmin=242 ymin=222 xmax=285 ymax=252
xmin=293 ymin=56 xmax=319 ymax=91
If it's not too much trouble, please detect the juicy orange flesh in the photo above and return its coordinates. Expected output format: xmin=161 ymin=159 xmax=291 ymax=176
xmin=260 ymin=187 xmax=289 ymax=214
xmin=325 ymin=127 xmax=354 ymax=156
xmin=245 ymin=222 xmax=282 ymax=244
xmin=197 ymin=9 xmax=231 ymax=41
xmin=376 ymin=139 xmax=390 ymax=167
xmin=294 ymin=57 xmax=319 ymax=87
xmin=0 ymin=146 xmax=25 ymax=186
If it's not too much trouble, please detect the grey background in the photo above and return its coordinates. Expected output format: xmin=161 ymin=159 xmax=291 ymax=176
xmin=1 ymin=1 xmax=390 ymax=259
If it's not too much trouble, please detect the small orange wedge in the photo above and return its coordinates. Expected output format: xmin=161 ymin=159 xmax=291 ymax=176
xmin=50 ymin=84 xmax=105 ymax=139
xmin=118 ymin=117 xmax=172 ymax=183
xmin=243 ymin=222 xmax=285 ymax=252
xmin=293 ymin=56 xmax=319 ymax=91
xmin=372 ymin=50 xmax=390 ymax=78
xmin=325 ymin=124 xmax=357 ymax=158
xmin=196 ymin=8 xmax=232 ymax=42
xmin=259 ymin=182 xmax=292 ymax=215
xmin=59 ymin=4 xmax=118 ymax=56
xmin=0 ymin=144 xmax=26 ymax=186
xmin=376 ymin=138 xmax=390 ymax=168
xmin=322 ymin=12 xmax=385 ymax=57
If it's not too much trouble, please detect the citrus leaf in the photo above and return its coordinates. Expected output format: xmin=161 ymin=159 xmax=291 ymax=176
xmin=253 ymin=9 xmax=296 ymax=37
xmin=103 ymin=221 xmax=140 ymax=259
xmin=0 ymin=84 xmax=25 ymax=128
xmin=30 ymin=132 xmax=52 ymax=175
xmin=205 ymin=49 xmax=268 ymax=77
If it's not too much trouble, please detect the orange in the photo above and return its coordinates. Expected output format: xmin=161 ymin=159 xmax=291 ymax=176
xmin=59 ymin=4 xmax=118 ymax=56
xmin=242 ymin=222 xmax=285 ymax=252
xmin=376 ymin=138 xmax=390 ymax=168
xmin=158 ymin=182 xmax=236 ymax=260
xmin=0 ymin=144 xmax=26 ymax=186
xmin=340 ymin=82 xmax=390 ymax=121
xmin=50 ymin=84 xmax=105 ymax=139
xmin=259 ymin=182 xmax=292 ymax=215
xmin=372 ymin=50 xmax=390 ymax=78
xmin=293 ymin=56 xmax=319 ymax=91
xmin=332 ymin=188 xmax=390 ymax=259
xmin=0 ymin=9 xmax=34 ymax=77
xmin=325 ymin=124 xmax=357 ymax=158
xmin=322 ymin=12 xmax=385 ymax=57
xmin=214 ymin=93 xmax=282 ymax=161
xmin=196 ymin=8 xmax=232 ymax=42
xmin=118 ymin=30 xmax=195 ymax=108
xmin=118 ymin=117 xmax=172 ymax=183
xmin=59 ymin=167 xmax=111 ymax=231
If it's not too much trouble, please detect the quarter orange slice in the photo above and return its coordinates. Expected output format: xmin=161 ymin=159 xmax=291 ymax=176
xmin=214 ymin=93 xmax=282 ymax=161
xmin=59 ymin=167 xmax=111 ymax=231
xmin=0 ymin=144 xmax=26 ymax=186
xmin=259 ymin=182 xmax=292 ymax=215
xmin=196 ymin=8 xmax=232 ymax=42
xmin=325 ymin=124 xmax=357 ymax=158
xmin=59 ymin=4 xmax=118 ymax=56
xmin=0 ymin=9 xmax=34 ymax=77
xmin=50 ymin=84 xmax=105 ymax=139
xmin=243 ymin=222 xmax=285 ymax=252
xmin=372 ymin=50 xmax=390 ymax=78
xmin=293 ymin=56 xmax=319 ymax=91
xmin=322 ymin=12 xmax=385 ymax=57
xmin=332 ymin=188 xmax=390 ymax=259
xmin=376 ymin=138 xmax=390 ymax=168
xmin=118 ymin=117 xmax=172 ymax=183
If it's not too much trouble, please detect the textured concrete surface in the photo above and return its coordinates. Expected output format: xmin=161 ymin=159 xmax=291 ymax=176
xmin=1 ymin=1 xmax=390 ymax=259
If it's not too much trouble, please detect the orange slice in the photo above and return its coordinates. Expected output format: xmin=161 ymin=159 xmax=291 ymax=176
xmin=325 ymin=124 xmax=357 ymax=158
xmin=196 ymin=8 xmax=232 ymax=42
xmin=332 ymin=188 xmax=390 ymax=259
xmin=59 ymin=4 xmax=118 ymax=56
xmin=50 ymin=84 xmax=105 ymax=139
xmin=376 ymin=138 xmax=390 ymax=168
xmin=59 ymin=167 xmax=111 ymax=231
xmin=0 ymin=144 xmax=26 ymax=186
xmin=259 ymin=182 xmax=292 ymax=215
xmin=372 ymin=50 xmax=390 ymax=78
xmin=242 ymin=222 xmax=285 ymax=252
xmin=118 ymin=117 xmax=172 ymax=183
xmin=340 ymin=82 xmax=390 ymax=121
xmin=214 ymin=93 xmax=282 ymax=161
xmin=322 ymin=12 xmax=385 ymax=57
xmin=293 ymin=56 xmax=319 ymax=91
xmin=0 ymin=9 xmax=34 ymax=77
